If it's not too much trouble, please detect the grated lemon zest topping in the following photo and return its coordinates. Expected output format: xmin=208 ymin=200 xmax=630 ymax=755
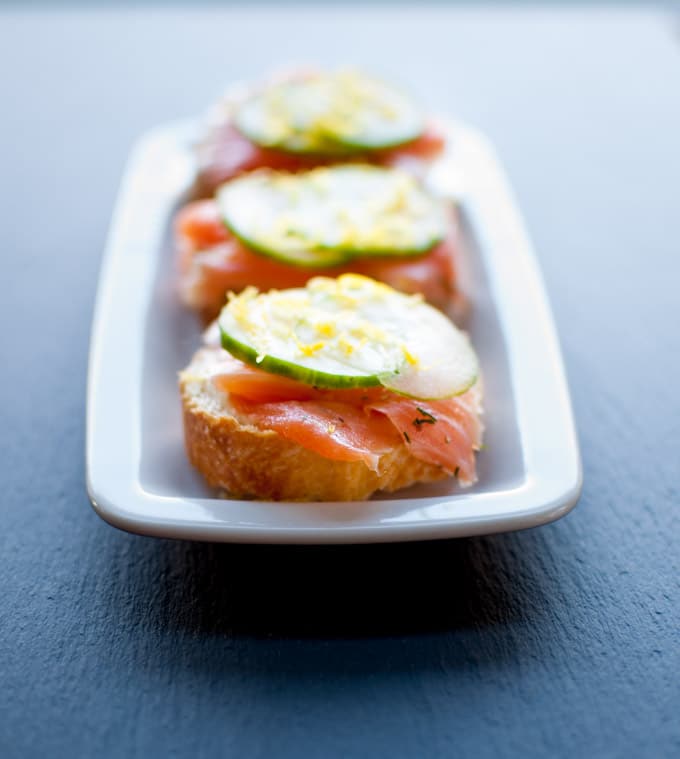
xmin=222 ymin=275 xmax=423 ymax=375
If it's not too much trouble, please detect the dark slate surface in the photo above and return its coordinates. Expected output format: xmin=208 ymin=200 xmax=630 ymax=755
xmin=1 ymin=6 xmax=679 ymax=758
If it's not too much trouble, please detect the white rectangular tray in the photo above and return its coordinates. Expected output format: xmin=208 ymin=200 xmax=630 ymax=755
xmin=86 ymin=120 xmax=581 ymax=543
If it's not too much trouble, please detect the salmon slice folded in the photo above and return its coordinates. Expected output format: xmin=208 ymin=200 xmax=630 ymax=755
xmin=212 ymin=353 xmax=483 ymax=484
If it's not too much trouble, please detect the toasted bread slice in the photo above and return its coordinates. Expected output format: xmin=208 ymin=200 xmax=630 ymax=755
xmin=180 ymin=348 xmax=450 ymax=502
xmin=175 ymin=198 xmax=467 ymax=326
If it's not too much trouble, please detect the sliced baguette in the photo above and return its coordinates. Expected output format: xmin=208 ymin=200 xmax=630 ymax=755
xmin=180 ymin=347 xmax=450 ymax=502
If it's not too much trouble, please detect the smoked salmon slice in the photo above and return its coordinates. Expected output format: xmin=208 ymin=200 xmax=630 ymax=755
xmin=230 ymin=396 xmax=401 ymax=472
xmin=210 ymin=352 xmax=483 ymax=483
xmin=368 ymin=390 xmax=483 ymax=485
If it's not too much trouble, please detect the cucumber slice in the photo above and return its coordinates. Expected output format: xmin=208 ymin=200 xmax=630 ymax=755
xmin=234 ymin=70 xmax=424 ymax=155
xmin=218 ymin=275 xmax=478 ymax=399
xmin=216 ymin=165 xmax=447 ymax=268
xmin=378 ymin=305 xmax=478 ymax=400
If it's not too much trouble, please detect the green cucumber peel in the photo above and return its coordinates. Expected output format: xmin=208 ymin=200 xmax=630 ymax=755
xmin=220 ymin=328 xmax=381 ymax=390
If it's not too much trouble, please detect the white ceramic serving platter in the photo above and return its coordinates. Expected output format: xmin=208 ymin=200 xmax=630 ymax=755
xmin=86 ymin=119 xmax=582 ymax=544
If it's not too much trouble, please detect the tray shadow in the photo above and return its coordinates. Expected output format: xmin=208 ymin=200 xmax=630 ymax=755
xmin=100 ymin=525 xmax=560 ymax=650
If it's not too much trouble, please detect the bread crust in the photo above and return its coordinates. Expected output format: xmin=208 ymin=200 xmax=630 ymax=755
xmin=180 ymin=351 xmax=450 ymax=501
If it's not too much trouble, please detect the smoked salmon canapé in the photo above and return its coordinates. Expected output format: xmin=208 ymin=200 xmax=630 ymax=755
xmin=180 ymin=275 xmax=483 ymax=502
xmin=176 ymin=165 xmax=466 ymax=324
xmin=193 ymin=68 xmax=447 ymax=197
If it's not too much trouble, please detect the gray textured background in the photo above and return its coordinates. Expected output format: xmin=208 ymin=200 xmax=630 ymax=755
xmin=1 ymin=6 xmax=679 ymax=758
